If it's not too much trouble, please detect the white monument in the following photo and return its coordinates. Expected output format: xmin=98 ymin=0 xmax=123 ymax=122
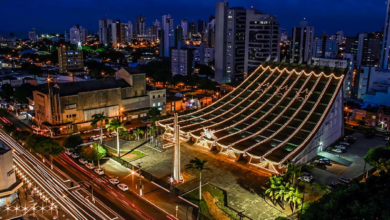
xmin=173 ymin=113 xmax=182 ymax=183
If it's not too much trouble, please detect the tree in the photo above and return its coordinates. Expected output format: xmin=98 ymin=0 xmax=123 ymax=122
xmin=1 ymin=83 xmax=14 ymax=102
xmin=298 ymin=201 xmax=312 ymax=215
xmin=121 ymin=131 xmax=133 ymax=141
xmin=285 ymin=163 xmax=302 ymax=186
xmin=79 ymin=143 xmax=106 ymax=162
xmin=13 ymin=130 xmax=31 ymax=141
xmin=302 ymin=172 xmax=390 ymax=220
xmin=105 ymin=120 xmax=126 ymax=158
xmin=14 ymin=83 xmax=35 ymax=104
xmin=285 ymin=187 xmax=302 ymax=213
xmin=265 ymin=184 xmax=279 ymax=205
xmin=63 ymin=135 xmax=83 ymax=150
xmin=275 ymin=182 xmax=291 ymax=209
xmin=198 ymin=65 xmax=214 ymax=77
xmin=197 ymin=77 xmax=217 ymax=94
xmin=26 ymin=134 xmax=63 ymax=168
xmin=90 ymin=113 xmax=108 ymax=145
xmin=148 ymin=107 xmax=161 ymax=118
xmin=148 ymin=126 xmax=156 ymax=139
xmin=133 ymin=128 xmax=144 ymax=140
xmin=185 ymin=157 xmax=209 ymax=200
xmin=364 ymin=146 xmax=390 ymax=172
xmin=316 ymin=182 xmax=331 ymax=194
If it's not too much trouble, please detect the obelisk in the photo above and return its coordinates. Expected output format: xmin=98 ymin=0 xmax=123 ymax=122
xmin=173 ymin=113 xmax=181 ymax=183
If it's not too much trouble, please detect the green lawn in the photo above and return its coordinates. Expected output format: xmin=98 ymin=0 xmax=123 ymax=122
xmin=182 ymin=184 xmax=240 ymax=220
xmin=104 ymin=146 xmax=147 ymax=162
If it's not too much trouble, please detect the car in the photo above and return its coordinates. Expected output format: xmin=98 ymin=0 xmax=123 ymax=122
xmin=102 ymin=135 xmax=107 ymax=139
xmin=334 ymin=145 xmax=346 ymax=150
xmin=93 ymin=128 xmax=100 ymax=131
xmin=83 ymin=129 xmax=92 ymax=134
xmin=142 ymin=118 xmax=151 ymax=123
xmin=111 ymin=132 xmax=117 ymax=137
xmin=71 ymin=153 xmax=79 ymax=159
xmin=332 ymin=148 xmax=343 ymax=153
xmin=298 ymin=176 xmax=313 ymax=183
xmin=83 ymin=139 xmax=90 ymax=143
xmin=79 ymin=158 xmax=88 ymax=164
xmin=85 ymin=163 xmax=95 ymax=169
xmin=94 ymin=168 xmax=104 ymax=175
xmin=117 ymin=183 xmax=129 ymax=191
xmin=91 ymin=136 xmax=99 ymax=141
xmin=339 ymin=141 xmax=350 ymax=146
xmin=107 ymin=133 xmax=112 ymax=138
xmin=302 ymin=172 xmax=314 ymax=179
xmin=71 ymin=131 xmax=80 ymax=135
xmin=65 ymin=149 xmax=73 ymax=156
xmin=339 ymin=177 xmax=350 ymax=184
xmin=109 ymin=178 xmax=120 ymax=185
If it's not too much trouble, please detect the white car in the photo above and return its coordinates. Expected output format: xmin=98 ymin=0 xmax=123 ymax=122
xmin=332 ymin=148 xmax=343 ymax=153
xmin=94 ymin=168 xmax=104 ymax=175
xmin=83 ymin=130 xmax=92 ymax=134
xmin=298 ymin=176 xmax=313 ymax=183
xmin=117 ymin=183 xmax=129 ymax=191
xmin=339 ymin=177 xmax=350 ymax=184
xmin=79 ymin=158 xmax=88 ymax=164
xmin=111 ymin=132 xmax=117 ymax=137
xmin=92 ymin=136 xmax=99 ymax=141
xmin=302 ymin=172 xmax=314 ymax=179
xmin=85 ymin=163 xmax=95 ymax=169
xmin=102 ymin=135 xmax=107 ymax=139
xmin=339 ymin=141 xmax=350 ymax=146
xmin=65 ymin=149 xmax=73 ymax=156
xmin=334 ymin=145 xmax=346 ymax=150
xmin=71 ymin=153 xmax=80 ymax=159
xmin=109 ymin=178 xmax=119 ymax=185
xmin=93 ymin=128 xmax=100 ymax=131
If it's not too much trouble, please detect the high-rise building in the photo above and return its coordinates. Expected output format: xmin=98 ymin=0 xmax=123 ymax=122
xmin=151 ymin=20 xmax=161 ymax=42
xmin=161 ymin=14 xmax=175 ymax=57
xmin=136 ymin=14 xmax=146 ymax=37
xmin=291 ymin=19 xmax=314 ymax=63
xmin=198 ymin=19 xmax=206 ymax=34
xmin=312 ymin=33 xmax=338 ymax=59
xmin=380 ymin=1 xmax=390 ymax=69
xmin=215 ymin=2 xmax=280 ymax=84
xmin=69 ymin=25 xmax=87 ymax=44
xmin=98 ymin=18 xmax=112 ymax=45
xmin=188 ymin=21 xmax=197 ymax=39
xmin=111 ymin=19 xmax=122 ymax=47
xmin=344 ymin=32 xmax=382 ymax=67
xmin=171 ymin=43 xmax=196 ymax=76
xmin=244 ymin=9 xmax=280 ymax=75
xmin=127 ymin=21 xmax=133 ymax=43
xmin=29 ymin=28 xmax=37 ymax=42
xmin=58 ymin=47 xmax=84 ymax=74
xmin=181 ymin=19 xmax=188 ymax=41
xmin=175 ymin=26 xmax=183 ymax=47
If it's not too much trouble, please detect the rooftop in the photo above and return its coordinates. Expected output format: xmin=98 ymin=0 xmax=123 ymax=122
xmin=122 ymin=67 xmax=144 ymax=75
xmin=35 ymin=78 xmax=130 ymax=96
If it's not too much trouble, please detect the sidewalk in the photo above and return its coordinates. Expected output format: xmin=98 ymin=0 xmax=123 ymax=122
xmin=100 ymin=158 xmax=197 ymax=220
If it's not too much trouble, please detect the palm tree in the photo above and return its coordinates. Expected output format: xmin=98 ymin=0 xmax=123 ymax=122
xmin=275 ymin=182 xmax=290 ymax=209
xmin=121 ymin=131 xmax=133 ymax=141
xmin=285 ymin=187 xmax=302 ymax=213
xmin=90 ymin=113 xmax=108 ymax=145
xmin=106 ymin=120 xmax=126 ymax=158
xmin=133 ymin=128 xmax=144 ymax=140
xmin=285 ymin=163 xmax=302 ymax=187
xmin=265 ymin=184 xmax=279 ymax=205
xmin=185 ymin=157 xmax=209 ymax=200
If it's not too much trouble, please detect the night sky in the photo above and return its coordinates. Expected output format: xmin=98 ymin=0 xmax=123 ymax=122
xmin=0 ymin=0 xmax=386 ymax=38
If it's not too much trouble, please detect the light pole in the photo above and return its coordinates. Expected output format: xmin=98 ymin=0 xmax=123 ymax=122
xmin=137 ymin=162 xmax=143 ymax=196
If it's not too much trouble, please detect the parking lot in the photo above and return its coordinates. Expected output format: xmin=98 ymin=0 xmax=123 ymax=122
xmin=310 ymin=131 xmax=386 ymax=186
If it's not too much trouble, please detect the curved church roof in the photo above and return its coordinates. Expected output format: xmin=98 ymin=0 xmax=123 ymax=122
xmin=158 ymin=63 xmax=345 ymax=168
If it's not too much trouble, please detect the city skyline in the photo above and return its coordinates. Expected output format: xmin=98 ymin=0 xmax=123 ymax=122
xmin=0 ymin=0 xmax=386 ymax=37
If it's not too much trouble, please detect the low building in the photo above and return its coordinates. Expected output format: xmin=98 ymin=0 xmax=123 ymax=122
xmin=32 ymin=67 xmax=166 ymax=134
xmin=0 ymin=141 xmax=22 ymax=207
xmin=358 ymin=67 xmax=390 ymax=105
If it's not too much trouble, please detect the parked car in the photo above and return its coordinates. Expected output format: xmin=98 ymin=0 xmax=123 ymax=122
xmin=94 ymin=168 xmax=104 ymax=175
xmin=71 ymin=131 xmax=80 ymax=135
xmin=83 ymin=138 xmax=90 ymax=143
xmin=93 ymin=128 xmax=100 ymax=131
xmin=79 ymin=158 xmax=88 ymax=164
xmin=117 ymin=183 xmax=129 ymax=191
xmin=85 ymin=163 xmax=95 ymax=169
xmin=71 ymin=153 xmax=80 ymax=159
xmin=339 ymin=141 xmax=350 ymax=146
xmin=142 ymin=118 xmax=151 ymax=123
xmin=65 ymin=149 xmax=73 ymax=156
xmin=339 ymin=177 xmax=350 ymax=184
xmin=319 ymin=158 xmax=331 ymax=164
xmin=334 ymin=145 xmax=346 ymax=150
xmin=302 ymin=172 xmax=314 ymax=179
xmin=298 ymin=176 xmax=313 ymax=183
xmin=91 ymin=136 xmax=99 ymax=141
xmin=109 ymin=178 xmax=119 ymax=185
xmin=111 ymin=132 xmax=117 ymax=137
xmin=332 ymin=148 xmax=343 ymax=153
xmin=102 ymin=135 xmax=107 ymax=139
xmin=83 ymin=129 xmax=92 ymax=134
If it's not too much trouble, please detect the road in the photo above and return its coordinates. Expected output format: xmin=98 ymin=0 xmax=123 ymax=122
xmin=0 ymin=130 xmax=176 ymax=220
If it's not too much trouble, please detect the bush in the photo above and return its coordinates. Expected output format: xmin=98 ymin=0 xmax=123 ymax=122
xmin=63 ymin=135 xmax=84 ymax=150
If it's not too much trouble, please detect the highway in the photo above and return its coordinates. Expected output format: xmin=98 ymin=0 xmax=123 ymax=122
xmin=0 ymin=130 xmax=176 ymax=220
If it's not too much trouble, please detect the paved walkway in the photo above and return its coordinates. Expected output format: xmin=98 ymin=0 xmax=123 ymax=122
xmin=106 ymin=139 xmax=289 ymax=220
